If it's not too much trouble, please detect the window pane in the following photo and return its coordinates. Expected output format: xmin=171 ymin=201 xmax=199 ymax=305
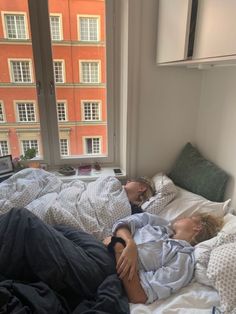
xmin=50 ymin=15 xmax=62 ymax=41
xmin=5 ymin=14 xmax=27 ymax=39
xmin=49 ymin=0 xmax=107 ymax=159
xmin=80 ymin=17 xmax=98 ymax=41
xmin=0 ymin=140 xmax=9 ymax=156
xmin=0 ymin=0 xmax=43 ymax=160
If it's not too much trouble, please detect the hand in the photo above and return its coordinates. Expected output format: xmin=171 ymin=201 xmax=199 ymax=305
xmin=103 ymin=236 xmax=112 ymax=246
xmin=116 ymin=239 xmax=138 ymax=281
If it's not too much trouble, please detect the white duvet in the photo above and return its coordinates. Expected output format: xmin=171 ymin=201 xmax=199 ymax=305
xmin=0 ymin=168 xmax=131 ymax=240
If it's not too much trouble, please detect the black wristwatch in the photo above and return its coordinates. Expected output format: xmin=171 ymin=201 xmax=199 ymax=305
xmin=107 ymin=236 xmax=126 ymax=254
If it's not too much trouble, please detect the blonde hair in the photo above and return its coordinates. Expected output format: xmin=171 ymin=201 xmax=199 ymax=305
xmin=133 ymin=177 xmax=156 ymax=204
xmin=191 ymin=213 xmax=224 ymax=246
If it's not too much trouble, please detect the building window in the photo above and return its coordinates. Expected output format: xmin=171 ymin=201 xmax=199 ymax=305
xmin=50 ymin=15 xmax=62 ymax=41
xmin=57 ymin=102 xmax=67 ymax=121
xmin=17 ymin=102 xmax=36 ymax=122
xmin=0 ymin=103 xmax=5 ymax=122
xmin=60 ymin=139 xmax=69 ymax=156
xmin=22 ymin=140 xmax=39 ymax=156
xmin=85 ymin=137 xmax=101 ymax=154
xmin=10 ymin=60 xmax=32 ymax=83
xmin=79 ymin=16 xmax=99 ymax=41
xmin=82 ymin=101 xmax=100 ymax=121
xmin=4 ymin=14 xmax=27 ymax=39
xmin=80 ymin=61 xmax=99 ymax=83
xmin=53 ymin=61 xmax=65 ymax=83
xmin=0 ymin=141 xmax=9 ymax=156
xmin=2 ymin=0 xmax=115 ymax=164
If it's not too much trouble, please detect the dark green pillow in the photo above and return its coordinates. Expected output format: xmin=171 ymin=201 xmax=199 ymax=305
xmin=168 ymin=143 xmax=229 ymax=202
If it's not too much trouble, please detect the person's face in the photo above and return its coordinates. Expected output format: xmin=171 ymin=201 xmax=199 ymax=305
xmin=171 ymin=216 xmax=202 ymax=236
xmin=124 ymin=181 xmax=146 ymax=195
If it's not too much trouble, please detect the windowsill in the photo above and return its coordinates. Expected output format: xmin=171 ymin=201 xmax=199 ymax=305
xmin=51 ymin=167 xmax=126 ymax=182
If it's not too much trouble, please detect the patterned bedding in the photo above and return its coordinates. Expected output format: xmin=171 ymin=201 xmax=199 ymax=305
xmin=0 ymin=168 xmax=131 ymax=240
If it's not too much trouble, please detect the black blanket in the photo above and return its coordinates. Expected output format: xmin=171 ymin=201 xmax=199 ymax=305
xmin=0 ymin=208 xmax=130 ymax=313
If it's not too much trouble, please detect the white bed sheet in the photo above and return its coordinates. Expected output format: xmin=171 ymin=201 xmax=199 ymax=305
xmin=130 ymin=281 xmax=219 ymax=314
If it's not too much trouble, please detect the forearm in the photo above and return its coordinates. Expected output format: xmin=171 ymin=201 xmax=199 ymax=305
xmin=114 ymin=243 xmax=147 ymax=304
xmin=114 ymin=226 xmax=133 ymax=243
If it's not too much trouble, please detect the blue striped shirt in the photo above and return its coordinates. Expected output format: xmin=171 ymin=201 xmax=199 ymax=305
xmin=112 ymin=212 xmax=195 ymax=304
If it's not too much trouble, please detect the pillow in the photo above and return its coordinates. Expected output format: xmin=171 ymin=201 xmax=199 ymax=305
xmin=194 ymin=213 xmax=236 ymax=287
xmin=156 ymin=186 xmax=231 ymax=222
xmin=168 ymin=142 xmax=229 ymax=202
xmin=141 ymin=173 xmax=177 ymax=215
xmin=207 ymin=233 xmax=236 ymax=313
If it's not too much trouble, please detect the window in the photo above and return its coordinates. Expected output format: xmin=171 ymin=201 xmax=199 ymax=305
xmin=79 ymin=16 xmax=99 ymax=41
xmin=82 ymin=101 xmax=100 ymax=121
xmin=50 ymin=15 xmax=62 ymax=41
xmin=4 ymin=13 xmax=27 ymax=39
xmin=60 ymin=139 xmax=69 ymax=156
xmin=10 ymin=60 xmax=32 ymax=83
xmin=17 ymin=102 xmax=36 ymax=122
xmin=0 ymin=103 xmax=5 ymax=122
xmin=0 ymin=0 xmax=117 ymax=167
xmin=57 ymin=102 xmax=67 ymax=121
xmin=22 ymin=139 xmax=39 ymax=156
xmin=0 ymin=141 xmax=9 ymax=156
xmin=80 ymin=61 xmax=99 ymax=83
xmin=53 ymin=60 xmax=65 ymax=83
xmin=84 ymin=137 xmax=101 ymax=154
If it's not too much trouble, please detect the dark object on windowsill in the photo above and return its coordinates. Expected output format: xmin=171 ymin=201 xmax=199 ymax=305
xmin=78 ymin=164 xmax=92 ymax=175
xmin=59 ymin=165 xmax=76 ymax=176
xmin=94 ymin=162 xmax=101 ymax=171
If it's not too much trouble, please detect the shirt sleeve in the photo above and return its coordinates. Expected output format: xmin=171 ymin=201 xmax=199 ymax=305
xmin=139 ymin=243 xmax=195 ymax=304
xmin=112 ymin=212 xmax=169 ymax=236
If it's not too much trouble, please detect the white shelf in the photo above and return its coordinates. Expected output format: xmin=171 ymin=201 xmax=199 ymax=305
xmin=158 ymin=55 xmax=236 ymax=69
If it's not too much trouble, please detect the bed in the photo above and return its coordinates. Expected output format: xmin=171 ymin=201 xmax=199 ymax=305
xmin=0 ymin=143 xmax=235 ymax=313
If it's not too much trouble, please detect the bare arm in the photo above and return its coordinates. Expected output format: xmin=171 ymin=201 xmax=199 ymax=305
xmin=114 ymin=226 xmax=138 ymax=280
xmin=114 ymin=242 xmax=147 ymax=304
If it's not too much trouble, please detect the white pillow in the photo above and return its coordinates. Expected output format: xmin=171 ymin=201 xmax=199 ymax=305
xmin=207 ymin=233 xmax=236 ymax=313
xmin=141 ymin=173 xmax=177 ymax=215
xmin=157 ymin=186 xmax=231 ymax=222
xmin=194 ymin=213 xmax=236 ymax=287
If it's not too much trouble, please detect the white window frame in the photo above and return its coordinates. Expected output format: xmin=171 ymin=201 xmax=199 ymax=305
xmin=21 ymin=139 xmax=39 ymax=156
xmin=1 ymin=11 xmax=29 ymax=40
xmin=0 ymin=101 xmax=6 ymax=123
xmin=28 ymin=0 xmax=118 ymax=167
xmin=57 ymin=101 xmax=67 ymax=121
xmin=15 ymin=101 xmax=37 ymax=122
xmin=8 ymin=58 xmax=33 ymax=83
xmin=53 ymin=59 xmax=65 ymax=83
xmin=50 ymin=13 xmax=63 ymax=41
xmin=60 ymin=138 xmax=69 ymax=156
xmin=0 ymin=140 xmax=9 ymax=156
xmin=81 ymin=100 xmax=101 ymax=121
xmin=83 ymin=136 xmax=102 ymax=155
xmin=79 ymin=60 xmax=101 ymax=84
xmin=77 ymin=15 xmax=100 ymax=42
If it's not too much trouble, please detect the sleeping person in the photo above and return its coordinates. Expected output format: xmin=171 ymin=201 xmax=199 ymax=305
xmin=124 ymin=177 xmax=156 ymax=214
xmin=104 ymin=211 xmax=223 ymax=304
xmin=0 ymin=207 xmax=222 ymax=312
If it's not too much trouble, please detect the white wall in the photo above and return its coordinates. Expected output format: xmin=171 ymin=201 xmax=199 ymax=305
xmin=132 ymin=1 xmax=201 ymax=177
xmin=130 ymin=0 xmax=236 ymax=207
xmin=195 ymin=67 xmax=236 ymax=206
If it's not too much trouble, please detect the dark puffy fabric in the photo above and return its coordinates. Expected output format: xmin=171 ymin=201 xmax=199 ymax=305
xmin=0 ymin=208 xmax=129 ymax=314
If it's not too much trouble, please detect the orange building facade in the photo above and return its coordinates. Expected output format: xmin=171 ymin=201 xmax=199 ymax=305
xmin=0 ymin=0 xmax=107 ymax=160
